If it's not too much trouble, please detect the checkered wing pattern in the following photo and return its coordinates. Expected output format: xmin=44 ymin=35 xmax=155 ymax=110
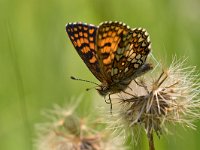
xmin=66 ymin=23 xmax=104 ymax=82
xmin=96 ymin=21 xmax=151 ymax=84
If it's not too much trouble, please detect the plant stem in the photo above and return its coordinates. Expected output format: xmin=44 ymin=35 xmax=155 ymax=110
xmin=148 ymin=132 xmax=155 ymax=150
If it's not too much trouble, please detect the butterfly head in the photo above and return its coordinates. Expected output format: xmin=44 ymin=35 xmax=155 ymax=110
xmin=96 ymin=83 xmax=110 ymax=96
xmin=95 ymin=82 xmax=122 ymax=96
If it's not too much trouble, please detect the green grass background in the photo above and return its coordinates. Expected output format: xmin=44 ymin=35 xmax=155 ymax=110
xmin=0 ymin=0 xmax=200 ymax=149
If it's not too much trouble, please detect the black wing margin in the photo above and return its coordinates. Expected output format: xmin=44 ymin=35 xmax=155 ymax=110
xmin=66 ymin=22 xmax=104 ymax=82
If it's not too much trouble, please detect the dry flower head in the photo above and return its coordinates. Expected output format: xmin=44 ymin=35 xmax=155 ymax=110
xmin=35 ymin=98 xmax=125 ymax=150
xmin=106 ymin=58 xmax=200 ymax=145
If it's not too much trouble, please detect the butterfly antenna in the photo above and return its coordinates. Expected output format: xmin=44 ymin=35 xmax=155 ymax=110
xmin=70 ymin=76 xmax=100 ymax=86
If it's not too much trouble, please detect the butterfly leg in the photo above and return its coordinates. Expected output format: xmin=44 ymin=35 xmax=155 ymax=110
xmin=134 ymin=79 xmax=149 ymax=94
xmin=109 ymin=94 xmax=112 ymax=114
xmin=104 ymin=94 xmax=113 ymax=114
xmin=122 ymin=90 xmax=135 ymax=97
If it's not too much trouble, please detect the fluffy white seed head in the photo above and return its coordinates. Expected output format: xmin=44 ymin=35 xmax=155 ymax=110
xmin=35 ymin=98 xmax=125 ymax=150
xmin=105 ymin=57 xmax=200 ymax=143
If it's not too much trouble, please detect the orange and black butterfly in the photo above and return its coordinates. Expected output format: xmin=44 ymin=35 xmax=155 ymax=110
xmin=66 ymin=21 xmax=152 ymax=97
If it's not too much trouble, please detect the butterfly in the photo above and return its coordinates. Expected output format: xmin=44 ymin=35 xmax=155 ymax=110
xmin=66 ymin=21 xmax=152 ymax=97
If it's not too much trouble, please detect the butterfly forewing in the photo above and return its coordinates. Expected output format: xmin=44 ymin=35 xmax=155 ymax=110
xmin=66 ymin=23 xmax=104 ymax=82
xmin=96 ymin=22 xmax=130 ymax=84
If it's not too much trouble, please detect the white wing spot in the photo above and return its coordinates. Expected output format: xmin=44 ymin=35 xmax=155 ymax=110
xmin=141 ymin=56 xmax=146 ymax=62
xmin=130 ymin=52 xmax=136 ymax=59
xmin=117 ymin=48 xmax=122 ymax=54
xmin=136 ymin=54 xmax=141 ymax=59
xmin=145 ymin=31 xmax=148 ymax=36
xmin=148 ymin=44 xmax=151 ymax=49
xmin=147 ymin=36 xmax=150 ymax=42
xmin=134 ymin=63 xmax=139 ymax=68
xmin=131 ymin=58 xmax=137 ymax=63
xmin=116 ymin=55 xmax=120 ymax=61
xmin=142 ymin=42 xmax=147 ymax=47
xmin=125 ymin=67 xmax=129 ymax=72
xmin=113 ymin=68 xmax=118 ymax=75
xmin=138 ymin=37 xmax=144 ymax=42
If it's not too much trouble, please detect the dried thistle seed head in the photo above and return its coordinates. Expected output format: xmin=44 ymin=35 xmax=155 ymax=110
xmin=107 ymin=57 xmax=200 ymax=142
xmin=35 ymin=98 xmax=125 ymax=150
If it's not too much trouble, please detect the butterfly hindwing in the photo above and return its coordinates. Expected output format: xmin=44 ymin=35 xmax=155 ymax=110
xmin=66 ymin=23 xmax=104 ymax=82
xmin=112 ymin=27 xmax=151 ymax=81
xmin=96 ymin=21 xmax=151 ymax=83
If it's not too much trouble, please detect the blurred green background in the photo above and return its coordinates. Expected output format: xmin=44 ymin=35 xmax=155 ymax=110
xmin=0 ymin=0 xmax=200 ymax=149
